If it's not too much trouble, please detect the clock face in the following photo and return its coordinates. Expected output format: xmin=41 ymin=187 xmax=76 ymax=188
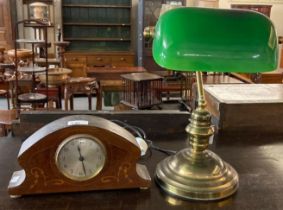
xmin=55 ymin=134 xmax=106 ymax=181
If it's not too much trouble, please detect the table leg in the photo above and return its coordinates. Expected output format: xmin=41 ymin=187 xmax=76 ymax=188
xmin=88 ymin=94 xmax=92 ymax=110
xmin=64 ymin=86 xmax=69 ymax=111
xmin=70 ymin=95 xmax=74 ymax=110
xmin=96 ymin=85 xmax=102 ymax=110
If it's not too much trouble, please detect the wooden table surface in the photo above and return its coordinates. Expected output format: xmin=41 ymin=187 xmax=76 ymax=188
xmin=86 ymin=66 xmax=147 ymax=80
xmin=1 ymin=112 xmax=283 ymax=210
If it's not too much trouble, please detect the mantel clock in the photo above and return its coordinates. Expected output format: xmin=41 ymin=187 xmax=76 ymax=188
xmin=8 ymin=115 xmax=151 ymax=197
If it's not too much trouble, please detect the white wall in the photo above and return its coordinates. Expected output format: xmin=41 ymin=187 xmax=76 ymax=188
xmin=270 ymin=5 xmax=283 ymax=37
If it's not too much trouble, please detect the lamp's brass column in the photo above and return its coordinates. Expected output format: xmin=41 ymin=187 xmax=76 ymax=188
xmin=155 ymin=71 xmax=239 ymax=201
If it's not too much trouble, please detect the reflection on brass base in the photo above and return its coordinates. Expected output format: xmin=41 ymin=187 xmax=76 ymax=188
xmin=155 ymin=148 xmax=239 ymax=200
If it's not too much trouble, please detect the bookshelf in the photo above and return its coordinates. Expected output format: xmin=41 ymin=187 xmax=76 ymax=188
xmin=62 ymin=0 xmax=132 ymax=52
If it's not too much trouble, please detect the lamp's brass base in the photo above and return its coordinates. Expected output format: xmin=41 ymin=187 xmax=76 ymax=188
xmin=155 ymin=148 xmax=239 ymax=201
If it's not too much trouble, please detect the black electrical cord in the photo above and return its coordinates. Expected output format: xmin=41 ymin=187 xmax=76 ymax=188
xmin=111 ymin=119 xmax=144 ymax=138
xmin=111 ymin=119 xmax=176 ymax=156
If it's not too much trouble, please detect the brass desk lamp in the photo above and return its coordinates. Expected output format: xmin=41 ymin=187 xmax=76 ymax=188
xmin=152 ymin=7 xmax=278 ymax=200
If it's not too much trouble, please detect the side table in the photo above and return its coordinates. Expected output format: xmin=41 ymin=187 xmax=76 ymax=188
xmin=64 ymin=77 xmax=99 ymax=110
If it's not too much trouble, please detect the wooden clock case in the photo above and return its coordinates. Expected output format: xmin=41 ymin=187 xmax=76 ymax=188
xmin=8 ymin=115 xmax=151 ymax=196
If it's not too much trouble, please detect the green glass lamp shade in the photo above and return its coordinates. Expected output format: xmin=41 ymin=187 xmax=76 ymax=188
xmin=152 ymin=7 xmax=278 ymax=73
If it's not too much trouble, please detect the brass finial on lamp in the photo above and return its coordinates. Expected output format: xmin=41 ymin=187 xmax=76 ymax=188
xmin=152 ymin=7 xmax=278 ymax=200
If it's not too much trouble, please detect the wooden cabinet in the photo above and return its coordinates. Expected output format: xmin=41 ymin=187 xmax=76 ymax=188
xmin=64 ymin=55 xmax=87 ymax=64
xmin=64 ymin=52 xmax=135 ymax=77
xmin=111 ymin=54 xmax=135 ymax=67
xmin=62 ymin=0 xmax=135 ymax=76
xmin=62 ymin=0 xmax=132 ymax=52
xmin=87 ymin=55 xmax=111 ymax=67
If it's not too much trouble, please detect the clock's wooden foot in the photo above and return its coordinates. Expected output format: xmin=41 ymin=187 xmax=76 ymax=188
xmin=10 ymin=194 xmax=22 ymax=199
xmin=136 ymin=164 xmax=151 ymax=182
xmin=8 ymin=170 xmax=26 ymax=197
xmin=139 ymin=187 xmax=150 ymax=190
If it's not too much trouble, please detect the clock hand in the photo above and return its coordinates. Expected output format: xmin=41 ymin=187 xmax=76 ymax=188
xmin=77 ymin=146 xmax=87 ymax=176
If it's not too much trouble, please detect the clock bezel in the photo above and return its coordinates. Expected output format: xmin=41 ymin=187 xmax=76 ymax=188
xmin=55 ymin=134 xmax=106 ymax=182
